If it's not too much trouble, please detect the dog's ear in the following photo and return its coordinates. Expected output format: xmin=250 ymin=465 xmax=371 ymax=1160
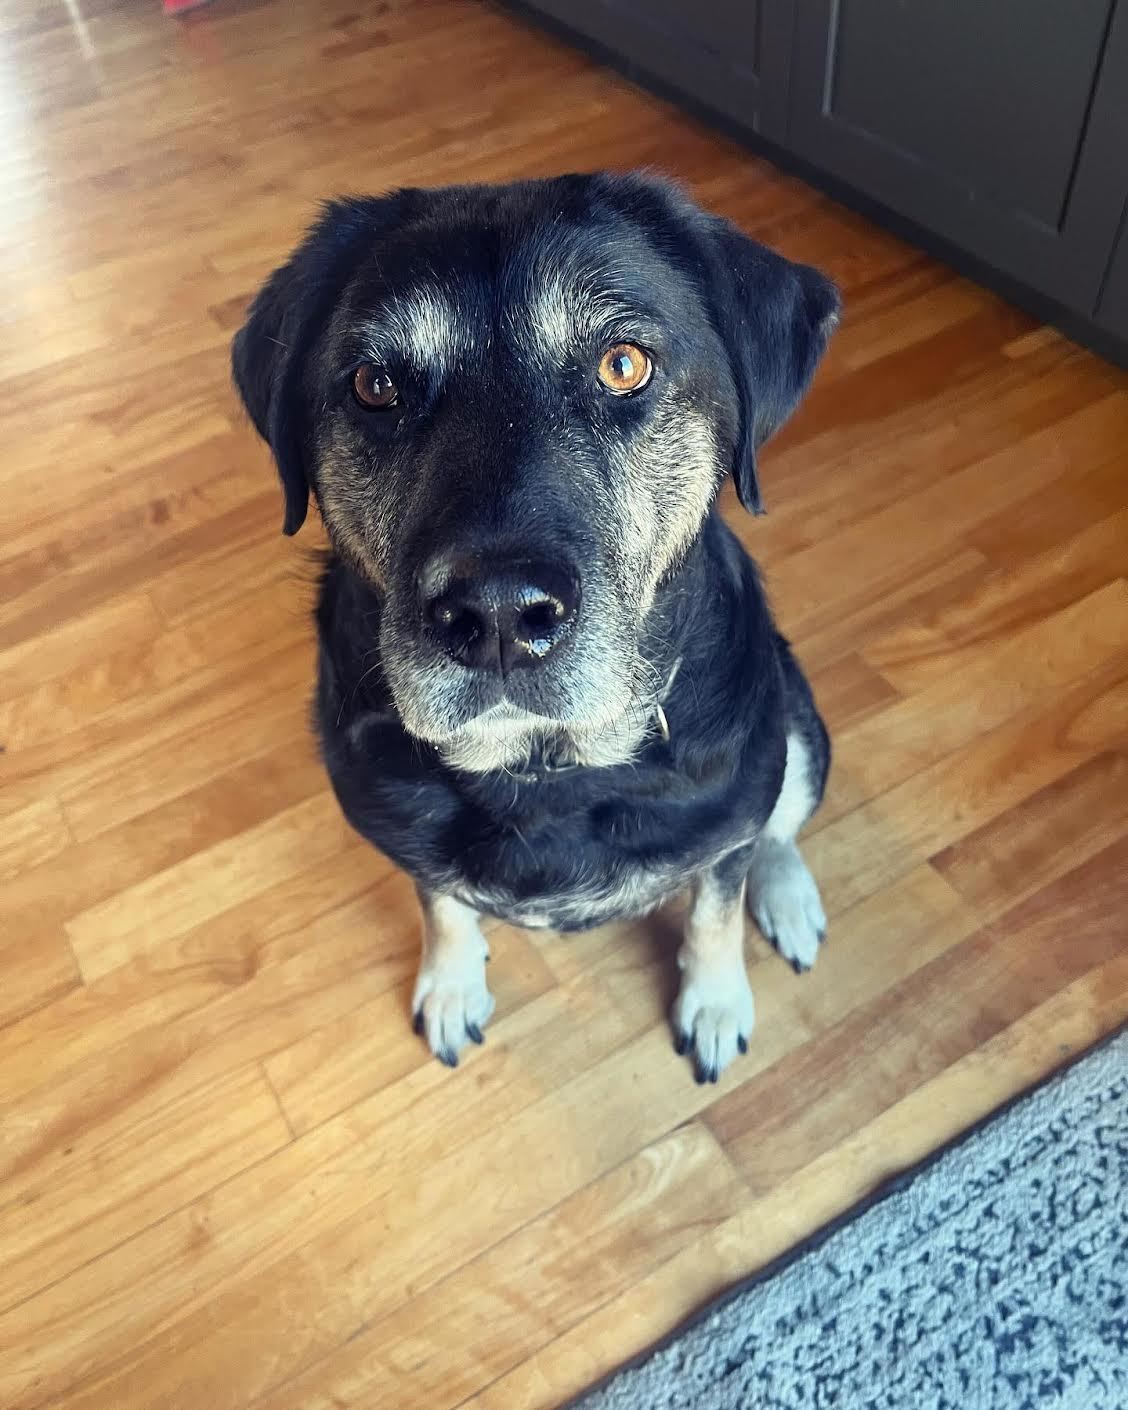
xmin=703 ymin=222 xmax=839 ymax=514
xmin=232 ymin=194 xmax=409 ymax=535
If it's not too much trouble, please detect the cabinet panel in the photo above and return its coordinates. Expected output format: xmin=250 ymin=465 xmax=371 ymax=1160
xmin=1096 ymin=212 xmax=1128 ymax=342
xmin=788 ymin=0 xmax=1128 ymax=311
xmin=518 ymin=1 xmax=792 ymax=141
xmin=826 ymin=1 xmax=1109 ymax=229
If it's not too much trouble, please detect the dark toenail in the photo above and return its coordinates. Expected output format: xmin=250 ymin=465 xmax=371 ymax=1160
xmin=791 ymin=958 xmax=807 ymax=975
xmin=413 ymin=1011 xmax=424 ymax=1035
xmin=467 ymin=1023 xmax=484 ymax=1044
xmin=439 ymin=1048 xmax=458 ymax=1068
xmin=738 ymin=1035 xmax=748 ymax=1055
xmin=674 ymin=1031 xmax=690 ymax=1057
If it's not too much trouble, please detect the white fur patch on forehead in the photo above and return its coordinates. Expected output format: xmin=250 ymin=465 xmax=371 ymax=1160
xmin=360 ymin=285 xmax=468 ymax=372
xmin=520 ymin=266 xmax=640 ymax=364
xmin=504 ymin=223 xmax=657 ymax=366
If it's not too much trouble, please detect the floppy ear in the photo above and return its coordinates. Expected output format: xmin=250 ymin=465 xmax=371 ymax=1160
xmin=232 ymin=194 xmax=409 ymax=535
xmin=704 ymin=223 xmax=839 ymax=514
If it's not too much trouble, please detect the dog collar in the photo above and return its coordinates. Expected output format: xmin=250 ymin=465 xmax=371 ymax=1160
xmin=511 ymin=656 xmax=679 ymax=781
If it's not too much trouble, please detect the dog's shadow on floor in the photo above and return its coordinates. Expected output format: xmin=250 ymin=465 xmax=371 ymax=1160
xmin=645 ymin=904 xmax=687 ymax=1015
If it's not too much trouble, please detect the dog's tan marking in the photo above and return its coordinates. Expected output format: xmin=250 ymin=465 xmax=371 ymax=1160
xmin=412 ymin=893 xmax=494 ymax=1066
xmin=673 ymin=870 xmax=755 ymax=1081
xmin=606 ymin=403 xmax=720 ymax=605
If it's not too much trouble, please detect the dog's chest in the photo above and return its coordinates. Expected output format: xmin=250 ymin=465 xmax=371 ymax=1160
xmin=447 ymin=769 xmax=732 ymax=932
xmin=452 ymin=862 xmax=681 ymax=932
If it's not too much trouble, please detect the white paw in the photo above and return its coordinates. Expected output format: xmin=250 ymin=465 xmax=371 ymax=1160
xmin=748 ymin=840 xmax=826 ymax=973
xmin=411 ymin=942 xmax=494 ymax=1068
xmin=672 ymin=960 xmax=756 ymax=1084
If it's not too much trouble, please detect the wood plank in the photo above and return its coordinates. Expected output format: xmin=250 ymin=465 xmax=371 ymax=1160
xmin=0 ymin=871 xmax=425 ymax=1193
xmin=262 ymin=918 xmax=558 ymax=1135
xmin=0 ymin=491 xmax=284 ymax=649
xmin=459 ymin=954 xmax=1128 ymax=1410
xmin=807 ymin=651 xmax=901 ymax=731
xmin=0 ymin=989 xmax=636 ymax=1410
xmin=790 ymin=547 xmax=991 ymax=675
xmin=0 ymin=575 xmax=309 ymax=755
xmin=254 ymin=1124 xmax=747 ymax=1410
xmin=0 ymin=740 xmax=330 ymax=949
xmin=862 ymin=508 xmax=1128 ymax=694
xmin=968 ymin=453 xmax=1128 ymax=563
xmin=0 ymin=863 xmax=975 ymax=1410
xmin=0 ymin=930 xmax=79 ymax=1033
xmin=0 ymin=592 xmax=162 ymax=702
xmin=828 ymin=579 xmax=1128 ymax=808
xmin=0 ymin=840 xmax=385 ymax=1110
xmin=35 ymin=646 xmax=312 ymax=840
xmin=834 ymin=276 xmax=997 ymax=372
xmin=0 ymin=794 xmax=72 ymax=881
xmin=0 ymin=432 xmax=265 ymax=618
xmin=752 ymin=347 xmax=1121 ymax=562
xmin=765 ymin=395 xmax=1128 ymax=638
xmin=706 ymin=837 xmax=1128 ymax=1182
xmin=0 ymin=1064 xmax=290 ymax=1319
xmin=65 ymin=792 xmax=356 ymax=981
xmin=930 ymin=751 xmax=1128 ymax=920
xmin=807 ymin=661 xmax=1128 ymax=915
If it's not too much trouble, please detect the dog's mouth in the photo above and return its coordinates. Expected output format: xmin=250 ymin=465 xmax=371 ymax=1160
xmin=382 ymin=620 xmax=648 ymax=763
xmin=388 ymin=657 xmax=588 ymax=742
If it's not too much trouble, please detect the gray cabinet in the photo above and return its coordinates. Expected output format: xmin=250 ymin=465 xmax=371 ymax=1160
xmin=519 ymin=0 xmax=793 ymax=140
xmin=510 ymin=0 xmax=1128 ymax=363
xmin=1097 ymin=217 xmax=1128 ymax=342
xmin=788 ymin=0 xmax=1128 ymax=313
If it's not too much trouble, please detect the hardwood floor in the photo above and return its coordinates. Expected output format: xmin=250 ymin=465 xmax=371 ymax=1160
xmin=1 ymin=2 xmax=1126 ymax=1406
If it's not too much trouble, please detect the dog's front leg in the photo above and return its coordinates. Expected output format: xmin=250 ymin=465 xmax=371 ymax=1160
xmin=412 ymin=891 xmax=495 ymax=1068
xmin=673 ymin=854 xmax=756 ymax=1084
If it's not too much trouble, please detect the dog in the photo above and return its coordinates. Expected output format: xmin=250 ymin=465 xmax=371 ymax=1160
xmin=232 ymin=172 xmax=837 ymax=1083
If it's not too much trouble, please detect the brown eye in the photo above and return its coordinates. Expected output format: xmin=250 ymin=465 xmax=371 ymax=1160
xmin=597 ymin=342 xmax=652 ymax=395
xmin=352 ymin=363 xmax=400 ymax=410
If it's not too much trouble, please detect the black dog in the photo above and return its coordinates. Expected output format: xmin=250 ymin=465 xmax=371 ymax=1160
xmin=233 ymin=172 xmax=837 ymax=1083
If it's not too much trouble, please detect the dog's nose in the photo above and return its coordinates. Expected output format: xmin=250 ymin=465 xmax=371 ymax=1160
xmin=422 ymin=559 xmax=579 ymax=672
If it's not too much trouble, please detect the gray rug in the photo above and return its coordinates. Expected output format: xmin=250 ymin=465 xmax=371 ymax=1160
xmin=572 ymin=1031 xmax=1127 ymax=1410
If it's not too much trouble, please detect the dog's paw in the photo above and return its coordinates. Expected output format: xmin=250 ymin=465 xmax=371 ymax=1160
xmin=672 ymin=961 xmax=755 ymax=1084
xmin=411 ymin=948 xmax=495 ymax=1068
xmin=748 ymin=840 xmax=826 ymax=974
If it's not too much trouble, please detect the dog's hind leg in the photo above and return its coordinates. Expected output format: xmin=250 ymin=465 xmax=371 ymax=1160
xmin=412 ymin=891 xmax=495 ymax=1067
xmin=747 ymin=729 xmax=827 ymax=974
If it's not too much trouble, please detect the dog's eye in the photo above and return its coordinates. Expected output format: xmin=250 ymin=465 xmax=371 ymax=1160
xmin=597 ymin=343 xmax=652 ymax=396
xmin=352 ymin=364 xmax=401 ymax=410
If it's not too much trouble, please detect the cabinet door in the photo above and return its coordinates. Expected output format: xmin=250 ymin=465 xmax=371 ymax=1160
xmin=1096 ymin=211 xmax=1128 ymax=342
xmin=788 ymin=0 xmax=1128 ymax=311
xmin=520 ymin=1 xmax=793 ymax=141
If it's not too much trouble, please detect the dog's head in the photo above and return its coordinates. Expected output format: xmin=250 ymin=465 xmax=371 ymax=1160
xmin=233 ymin=173 xmax=837 ymax=766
